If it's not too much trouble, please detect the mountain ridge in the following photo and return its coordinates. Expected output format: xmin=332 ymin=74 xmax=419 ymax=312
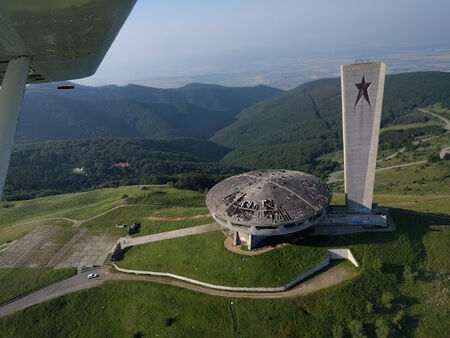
xmin=18 ymin=82 xmax=283 ymax=142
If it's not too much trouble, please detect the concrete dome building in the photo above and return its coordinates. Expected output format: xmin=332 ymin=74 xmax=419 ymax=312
xmin=206 ymin=170 xmax=332 ymax=249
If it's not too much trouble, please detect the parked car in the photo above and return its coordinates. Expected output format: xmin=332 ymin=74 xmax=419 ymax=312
xmin=87 ymin=273 xmax=99 ymax=279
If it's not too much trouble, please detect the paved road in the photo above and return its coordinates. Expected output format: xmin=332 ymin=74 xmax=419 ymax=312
xmin=0 ymin=264 xmax=356 ymax=318
xmin=121 ymin=223 xmax=221 ymax=248
xmin=0 ymin=268 xmax=107 ymax=318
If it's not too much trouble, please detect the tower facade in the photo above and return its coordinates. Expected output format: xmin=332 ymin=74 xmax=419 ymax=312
xmin=341 ymin=62 xmax=386 ymax=213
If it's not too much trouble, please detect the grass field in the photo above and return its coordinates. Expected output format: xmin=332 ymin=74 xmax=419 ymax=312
xmin=374 ymin=162 xmax=450 ymax=195
xmin=0 ymin=268 xmax=76 ymax=305
xmin=331 ymin=160 xmax=450 ymax=206
xmin=1 ymin=208 xmax=448 ymax=337
xmin=381 ymin=120 xmax=442 ymax=132
xmin=331 ymin=192 xmax=450 ymax=214
xmin=136 ymin=217 xmax=215 ymax=237
xmin=82 ymin=204 xmax=213 ymax=236
xmin=0 ymin=186 xmax=141 ymax=228
xmin=117 ymin=230 xmax=328 ymax=287
xmin=0 ymin=185 xmax=206 ymax=230
xmin=0 ymin=177 xmax=448 ymax=337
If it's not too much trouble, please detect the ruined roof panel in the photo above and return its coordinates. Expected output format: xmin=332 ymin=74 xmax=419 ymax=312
xmin=206 ymin=170 xmax=332 ymax=228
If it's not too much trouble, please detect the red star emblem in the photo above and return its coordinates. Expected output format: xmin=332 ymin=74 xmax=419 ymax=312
xmin=354 ymin=75 xmax=372 ymax=108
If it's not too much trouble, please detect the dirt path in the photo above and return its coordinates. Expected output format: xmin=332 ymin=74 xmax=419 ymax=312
xmin=418 ymin=108 xmax=450 ymax=131
xmin=327 ymin=170 xmax=344 ymax=184
xmin=375 ymin=160 xmax=426 ymax=172
xmin=3 ymin=203 xmax=181 ymax=230
xmin=418 ymin=108 xmax=450 ymax=159
xmin=0 ymin=217 xmax=79 ymax=231
xmin=327 ymin=161 xmax=426 ymax=184
xmin=327 ymin=107 xmax=449 ymax=183
xmin=74 ymin=203 xmax=198 ymax=227
xmin=107 ymin=264 xmax=356 ymax=299
xmin=377 ymin=147 xmax=405 ymax=163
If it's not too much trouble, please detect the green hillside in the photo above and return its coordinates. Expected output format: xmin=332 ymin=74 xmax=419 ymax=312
xmin=0 ymin=185 xmax=448 ymax=337
xmin=17 ymin=83 xmax=282 ymax=141
xmin=212 ymin=72 xmax=450 ymax=174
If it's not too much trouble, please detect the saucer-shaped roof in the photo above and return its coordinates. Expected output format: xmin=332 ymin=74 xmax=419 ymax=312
xmin=206 ymin=170 xmax=331 ymax=231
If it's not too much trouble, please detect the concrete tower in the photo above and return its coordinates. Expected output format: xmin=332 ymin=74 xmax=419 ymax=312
xmin=341 ymin=62 xmax=386 ymax=213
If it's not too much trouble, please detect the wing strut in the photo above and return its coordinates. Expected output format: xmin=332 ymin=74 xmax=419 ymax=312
xmin=0 ymin=56 xmax=30 ymax=200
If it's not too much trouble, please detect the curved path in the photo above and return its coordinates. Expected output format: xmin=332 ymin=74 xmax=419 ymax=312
xmin=327 ymin=107 xmax=449 ymax=183
xmin=327 ymin=161 xmax=426 ymax=184
xmin=107 ymin=264 xmax=355 ymax=299
xmin=327 ymin=170 xmax=344 ymax=184
xmin=3 ymin=203 xmax=174 ymax=230
xmin=0 ymin=268 xmax=107 ymax=318
xmin=418 ymin=108 xmax=450 ymax=131
xmin=418 ymin=108 xmax=450 ymax=159
xmin=0 ymin=264 xmax=356 ymax=318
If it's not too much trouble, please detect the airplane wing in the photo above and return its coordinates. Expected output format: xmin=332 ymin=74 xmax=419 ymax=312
xmin=0 ymin=0 xmax=137 ymax=84
xmin=0 ymin=0 xmax=136 ymax=200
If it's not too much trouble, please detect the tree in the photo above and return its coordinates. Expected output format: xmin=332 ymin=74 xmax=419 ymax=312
xmin=348 ymin=320 xmax=366 ymax=338
xmin=403 ymin=265 xmax=418 ymax=282
xmin=381 ymin=291 xmax=394 ymax=309
xmin=365 ymin=302 xmax=373 ymax=314
xmin=371 ymin=258 xmax=383 ymax=273
xmin=332 ymin=324 xmax=344 ymax=338
xmin=375 ymin=318 xmax=390 ymax=338
xmin=393 ymin=310 xmax=406 ymax=331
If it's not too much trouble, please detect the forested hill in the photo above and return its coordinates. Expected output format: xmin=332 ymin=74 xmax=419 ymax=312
xmin=212 ymin=71 xmax=450 ymax=172
xmin=17 ymin=82 xmax=282 ymax=141
xmin=4 ymin=138 xmax=243 ymax=201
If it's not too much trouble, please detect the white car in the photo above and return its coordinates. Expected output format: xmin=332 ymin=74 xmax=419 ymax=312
xmin=87 ymin=273 xmax=99 ymax=279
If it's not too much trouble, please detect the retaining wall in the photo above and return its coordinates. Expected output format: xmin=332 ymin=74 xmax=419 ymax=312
xmin=113 ymin=248 xmax=359 ymax=292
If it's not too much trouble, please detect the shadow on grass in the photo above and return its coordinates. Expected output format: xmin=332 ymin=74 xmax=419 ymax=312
xmin=111 ymin=246 xmax=131 ymax=263
xmin=288 ymin=260 xmax=356 ymax=290
xmin=253 ymin=208 xmax=449 ymax=250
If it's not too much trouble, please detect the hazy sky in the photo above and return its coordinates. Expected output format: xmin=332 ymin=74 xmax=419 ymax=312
xmin=76 ymin=0 xmax=450 ymax=87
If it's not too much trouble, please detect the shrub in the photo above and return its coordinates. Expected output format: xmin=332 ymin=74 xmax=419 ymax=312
xmin=403 ymin=266 xmax=418 ymax=282
xmin=375 ymin=318 xmax=390 ymax=338
xmin=332 ymin=324 xmax=344 ymax=338
xmin=348 ymin=320 xmax=365 ymax=338
xmin=381 ymin=291 xmax=394 ymax=309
